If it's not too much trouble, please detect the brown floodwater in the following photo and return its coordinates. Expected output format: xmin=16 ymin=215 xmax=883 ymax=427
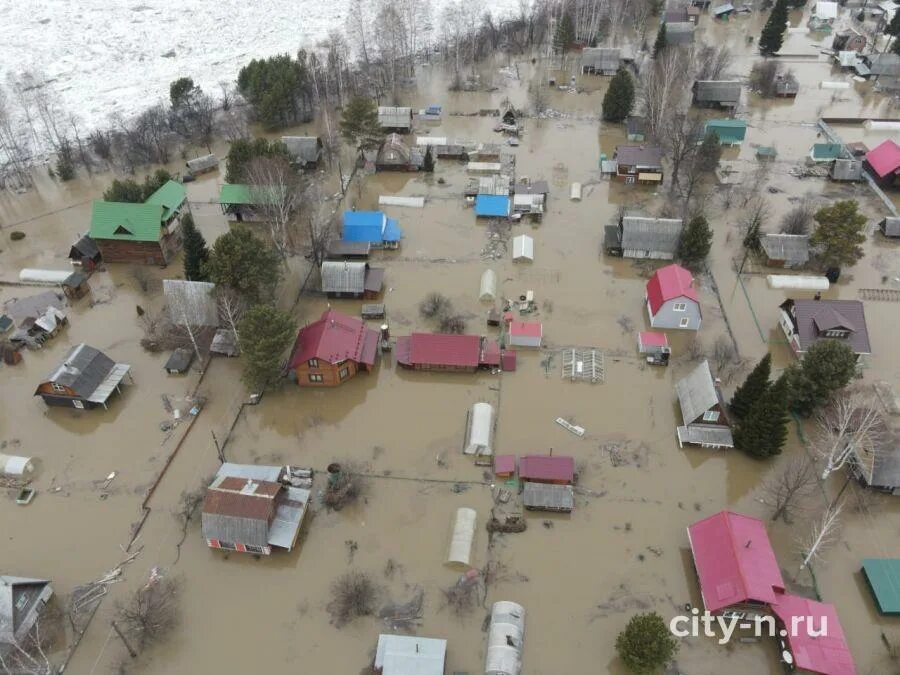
xmin=2 ymin=12 xmax=900 ymax=675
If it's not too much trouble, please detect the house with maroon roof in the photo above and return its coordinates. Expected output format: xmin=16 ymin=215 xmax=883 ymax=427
xmin=288 ymin=309 xmax=379 ymax=387
xmin=518 ymin=455 xmax=575 ymax=485
xmin=396 ymin=333 xmax=486 ymax=372
xmin=778 ymin=298 xmax=871 ymax=362
xmin=646 ymin=264 xmax=701 ymax=330
xmin=864 ymin=139 xmax=899 ymax=188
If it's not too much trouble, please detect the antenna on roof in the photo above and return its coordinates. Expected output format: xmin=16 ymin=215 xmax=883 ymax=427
xmin=745 ymin=539 xmax=752 ymax=548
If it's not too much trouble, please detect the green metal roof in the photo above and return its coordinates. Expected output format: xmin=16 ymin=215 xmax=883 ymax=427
xmin=705 ymin=118 xmax=747 ymax=128
xmin=219 ymin=184 xmax=257 ymax=205
xmin=862 ymin=558 xmax=900 ymax=615
xmin=144 ymin=180 xmax=187 ymax=221
xmin=705 ymin=118 xmax=747 ymax=142
xmin=811 ymin=143 xmax=843 ymax=160
xmin=756 ymin=146 xmax=777 ymax=157
xmin=89 ymin=201 xmax=164 ymax=242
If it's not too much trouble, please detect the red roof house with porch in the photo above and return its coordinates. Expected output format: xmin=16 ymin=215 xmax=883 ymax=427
xmin=288 ymin=309 xmax=379 ymax=387
xmin=646 ymin=264 xmax=702 ymax=331
xmin=864 ymin=139 xmax=900 ymax=188
xmin=687 ymin=511 xmax=785 ymax=613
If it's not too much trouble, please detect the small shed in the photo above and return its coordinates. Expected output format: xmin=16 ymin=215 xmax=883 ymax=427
xmin=378 ymin=106 xmax=413 ymax=132
xmin=281 ymin=136 xmax=323 ymax=168
xmin=712 ymin=3 xmax=735 ymax=17
xmin=185 ymin=153 xmax=218 ymax=176
xmin=704 ymin=119 xmax=747 ymax=146
xmin=210 ymin=329 xmax=239 ymax=357
xmin=760 ymin=234 xmax=810 ymax=268
xmin=512 ymin=235 xmax=534 ymax=262
xmin=465 ymin=402 xmax=494 ymax=456
xmin=164 ymin=347 xmax=195 ymax=374
xmin=446 ymin=507 xmax=477 ymax=567
xmin=879 ymin=217 xmax=900 ymax=238
xmin=832 ymin=158 xmax=863 ymax=181
xmin=326 ymin=241 xmax=371 ymax=260
xmin=494 ymin=455 xmax=516 ymax=478
xmin=68 ymin=235 xmax=102 ymax=269
xmin=485 ymin=601 xmax=525 ymax=675
xmin=501 ymin=350 xmax=517 ymax=372
xmin=580 ymin=47 xmax=622 ymax=75
xmin=638 ymin=331 xmax=671 ymax=365
xmin=756 ymin=146 xmax=778 ymax=160
xmin=810 ymin=143 xmax=844 ymax=162
xmin=569 ymin=183 xmax=582 ymax=201
xmin=62 ymin=272 xmax=90 ymax=300
xmin=508 ymin=321 xmax=542 ymax=348
xmin=480 ymin=269 xmax=497 ymax=301
xmin=475 ymin=194 xmax=510 ymax=218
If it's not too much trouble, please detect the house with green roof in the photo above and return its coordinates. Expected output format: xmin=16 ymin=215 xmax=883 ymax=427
xmin=861 ymin=559 xmax=900 ymax=614
xmin=809 ymin=143 xmax=845 ymax=162
xmin=90 ymin=180 xmax=186 ymax=265
xmin=218 ymin=184 xmax=267 ymax=223
xmin=703 ymin=119 xmax=748 ymax=146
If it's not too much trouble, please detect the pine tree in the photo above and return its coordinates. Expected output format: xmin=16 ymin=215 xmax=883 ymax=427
xmin=339 ymin=96 xmax=383 ymax=155
xmin=553 ymin=13 xmax=576 ymax=53
xmin=653 ymin=23 xmax=667 ymax=57
xmin=759 ymin=0 xmax=789 ymax=56
xmin=735 ymin=375 xmax=790 ymax=459
xmin=616 ymin=612 xmax=679 ymax=673
xmin=182 ymin=213 xmax=209 ymax=282
xmin=809 ymin=200 xmax=867 ymax=272
xmin=678 ymin=215 xmax=713 ymax=268
xmin=783 ymin=340 xmax=857 ymax=417
xmin=602 ymin=68 xmax=636 ymax=122
xmin=730 ymin=353 xmax=772 ymax=419
xmin=238 ymin=305 xmax=296 ymax=391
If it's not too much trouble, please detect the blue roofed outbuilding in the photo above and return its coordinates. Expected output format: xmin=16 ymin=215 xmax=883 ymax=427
xmin=474 ymin=194 xmax=510 ymax=218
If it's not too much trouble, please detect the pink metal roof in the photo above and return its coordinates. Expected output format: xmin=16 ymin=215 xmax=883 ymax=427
xmin=408 ymin=333 xmax=481 ymax=367
xmin=494 ymin=455 xmax=516 ymax=474
xmin=519 ymin=455 xmax=575 ymax=483
xmin=639 ymin=331 xmax=669 ymax=347
xmin=481 ymin=338 xmax=501 ymax=366
xmin=509 ymin=321 xmax=542 ymax=338
xmin=772 ymin=593 xmax=856 ymax=675
xmin=865 ymin=139 xmax=900 ymax=179
xmin=500 ymin=350 xmax=517 ymax=371
xmin=646 ymin=264 xmax=699 ymax=316
xmin=288 ymin=309 xmax=378 ymax=368
xmin=687 ymin=511 xmax=785 ymax=613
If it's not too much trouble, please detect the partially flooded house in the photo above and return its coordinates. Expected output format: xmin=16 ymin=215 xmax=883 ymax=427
xmin=760 ymin=233 xmax=810 ymax=268
xmin=281 ymin=135 xmax=323 ymax=169
xmin=0 ymin=576 xmax=53 ymax=654
xmin=375 ymin=134 xmax=427 ymax=171
xmin=5 ymin=291 xmax=67 ymax=349
xmin=520 ymin=455 xmax=575 ymax=512
xmin=396 ymin=333 xmax=490 ymax=372
xmin=34 ymin=343 xmax=132 ymax=410
xmin=645 ymin=264 xmax=701 ymax=330
xmin=613 ymin=145 xmax=664 ymax=185
xmin=579 ymin=47 xmax=622 ymax=75
xmin=320 ymin=261 xmax=384 ymax=299
xmin=692 ymin=81 xmax=742 ymax=109
xmin=864 ymin=139 xmax=900 ymax=188
xmin=218 ymin=184 xmax=265 ymax=223
xmin=342 ymin=211 xmax=403 ymax=249
xmin=778 ymin=299 xmax=871 ymax=362
xmin=675 ymin=360 xmax=733 ymax=449
xmin=201 ymin=463 xmax=311 ymax=555
xmin=832 ymin=28 xmax=866 ymax=52
xmin=89 ymin=180 xmax=186 ymax=265
xmin=665 ymin=21 xmax=695 ymax=45
xmin=703 ymin=119 xmax=747 ymax=146
xmin=287 ymin=309 xmax=379 ymax=386
xmin=378 ymin=106 xmax=413 ymax=133
xmin=604 ymin=214 xmax=683 ymax=260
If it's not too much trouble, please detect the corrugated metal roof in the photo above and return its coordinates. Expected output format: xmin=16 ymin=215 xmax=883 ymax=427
xmin=882 ymin=217 xmax=900 ymax=237
xmin=675 ymin=360 xmax=720 ymax=425
xmin=5 ymin=291 xmax=64 ymax=327
xmin=519 ymin=455 xmax=574 ymax=482
xmin=186 ymin=153 xmax=218 ymax=172
xmin=375 ymin=634 xmax=447 ymax=674
xmin=580 ymin=47 xmax=621 ymax=70
xmin=408 ymin=333 xmax=482 ymax=367
xmin=646 ymin=264 xmax=699 ymax=315
xmin=614 ymin=145 xmax=663 ymax=167
xmin=694 ymin=80 xmax=741 ymax=103
xmin=378 ymin=106 xmax=413 ymax=129
xmin=288 ymin=309 xmax=379 ymax=367
xmin=760 ymin=234 xmax=810 ymax=264
xmin=144 ymin=180 xmax=186 ymax=221
xmin=782 ymin=299 xmax=871 ymax=354
xmin=0 ymin=577 xmax=52 ymax=644
xmin=522 ymin=482 xmax=574 ymax=511
xmin=281 ymin=136 xmax=322 ymax=163
xmin=90 ymin=201 xmax=163 ymax=242
xmin=862 ymin=559 xmax=900 ymax=614
xmin=40 ymin=343 xmax=121 ymax=400
xmin=321 ymin=261 xmax=367 ymax=294
xmin=865 ymin=139 xmax=900 ymax=178
xmin=772 ymin=594 xmax=857 ymax=675
xmin=621 ymin=216 xmax=683 ymax=254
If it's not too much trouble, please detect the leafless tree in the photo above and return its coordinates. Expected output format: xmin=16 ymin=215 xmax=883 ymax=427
xmin=799 ymin=504 xmax=842 ymax=569
xmin=170 ymin=86 xmax=217 ymax=152
xmin=117 ymin=571 xmax=180 ymax=651
xmin=216 ymin=287 xmax=245 ymax=356
xmin=114 ymin=104 xmax=172 ymax=169
xmin=68 ymin=115 xmax=94 ymax=173
xmin=301 ymin=180 xmax=337 ymax=268
xmin=761 ymin=455 xmax=819 ymax=523
xmin=528 ymin=79 xmax=548 ymax=115
xmin=780 ymin=199 xmax=815 ymax=235
xmin=166 ymin=289 xmax=206 ymax=365
xmin=218 ymin=81 xmax=234 ymax=111
xmin=695 ymin=45 xmax=734 ymax=81
xmin=0 ymin=603 xmax=60 ymax=675
xmin=628 ymin=0 xmax=656 ymax=48
xmin=328 ymin=571 xmax=381 ymax=627
xmin=245 ymin=156 xmax=302 ymax=259
xmin=641 ymin=48 xmax=691 ymax=137
xmin=813 ymin=391 xmax=886 ymax=481
xmin=0 ymin=86 xmax=34 ymax=189
xmin=712 ymin=335 xmax=736 ymax=372
xmin=29 ymin=73 xmax=66 ymax=150
xmin=346 ymin=0 xmax=374 ymax=67
xmin=663 ymin=113 xmax=707 ymax=201
xmin=419 ymin=292 xmax=453 ymax=318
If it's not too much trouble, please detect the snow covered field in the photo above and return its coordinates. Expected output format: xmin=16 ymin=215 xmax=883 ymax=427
xmin=0 ymin=0 xmax=520 ymax=131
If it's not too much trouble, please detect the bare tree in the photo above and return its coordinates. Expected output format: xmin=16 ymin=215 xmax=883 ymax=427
xmin=166 ymin=289 xmax=206 ymax=365
xmin=0 ymin=86 xmax=34 ymax=189
xmin=117 ymin=571 xmax=180 ymax=651
xmin=799 ymin=504 xmax=842 ymax=569
xmin=641 ymin=48 xmax=691 ymax=137
xmin=346 ymin=0 xmax=374 ymax=67
xmin=812 ymin=390 xmax=886 ymax=481
xmin=216 ymin=287 xmax=245 ymax=356
xmin=245 ymin=156 xmax=302 ymax=258
xmin=301 ymin=180 xmax=337 ymax=268
xmin=695 ymin=45 xmax=734 ymax=81
xmin=761 ymin=456 xmax=818 ymax=523
xmin=780 ymin=199 xmax=815 ymax=235
xmin=328 ymin=571 xmax=380 ymax=627
xmin=0 ymin=605 xmax=58 ymax=675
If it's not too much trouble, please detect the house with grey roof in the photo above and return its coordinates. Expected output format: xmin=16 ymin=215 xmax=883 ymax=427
xmin=34 ymin=343 xmax=132 ymax=410
xmin=374 ymin=634 xmax=447 ymax=674
xmin=604 ymin=214 xmax=683 ymax=260
xmin=378 ymin=106 xmax=413 ymax=132
xmin=666 ymin=22 xmax=696 ymax=45
xmin=185 ymin=153 xmax=219 ymax=176
xmin=675 ymin=360 xmax=734 ymax=449
xmin=0 ymin=577 xmax=53 ymax=652
xmin=614 ymin=145 xmax=664 ymax=184
xmin=320 ymin=261 xmax=384 ymax=299
xmin=580 ymin=47 xmax=622 ymax=75
xmin=281 ymin=136 xmax=323 ymax=168
xmin=779 ymin=298 xmax=871 ymax=361
xmin=760 ymin=234 xmax=810 ymax=268
xmin=692 ymin=81 xmax=742 ymax=109
xmin=5 ymin=291 xmax=67 ymax=348
xmin=201 ymin=463 xmax=311 ymax=555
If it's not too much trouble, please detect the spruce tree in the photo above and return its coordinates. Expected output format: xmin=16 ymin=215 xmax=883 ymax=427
xmin=735 ymin=375 xmax=789 ymax=458
xmin=554 ymin=13 xmax=576 ymax=53
xmin=759 ymin=0 xmax=789 ymax=56
xmin=653 ymin=23 xmax=667 ymax=58
xmin=730 ymin=353 xmax=772 ymax=419
xmin=182 ymin=213 xmax=209 ymax=282
xmin=678 ymin=215 xmax=713 ymax=268
xmin=602 ymin=68 xmax=636 ymax=122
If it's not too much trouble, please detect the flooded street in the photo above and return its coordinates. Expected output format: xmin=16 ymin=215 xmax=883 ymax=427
xmin=2 ymin=8 xmax=900 ymax=674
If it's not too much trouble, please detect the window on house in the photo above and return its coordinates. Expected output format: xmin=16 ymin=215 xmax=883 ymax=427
xmin=673 ymin=303 xmax=687 ymax=312
xmin=308 ymin=374 xmax=324 ymax=383
xmin=52 ymin=383 xmax=66 ymax=393
xmin=339 ymin=367 xmax=349 ymax=380
xmin=308 ymin=358 xmax=319 ymax=367
xmin=72 ymin=400 xmax=84 ymax=409
xmin=218 ymin=541 xmax=236 ymax=550
xmin=245 ymin=544 xmax=263 ymax=554
xmin=679 ymin=317 xmax=690 ymax=328
xmin=703 ymin=410 xmax=720 ymax=422
xmin=15 ymin=592 xmax=30 ymax=611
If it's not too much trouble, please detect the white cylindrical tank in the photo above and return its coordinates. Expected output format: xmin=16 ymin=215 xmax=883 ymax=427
xmin=819 ymin=81 xmax=851 ymax=90
xmin=446 ymin=507 xmax=477 ymax=567
xmin=863 ymin=120 xmax=900 ymax=131
xmin=19 ymin=269 xmax=73 ymax=284
xmin=766 ymin=275 xmax=830 ymax=290
xmin=480 ymin=269 xmax=497 ymax=301
xmin=0 ymin=454 xmax=35 ymax=476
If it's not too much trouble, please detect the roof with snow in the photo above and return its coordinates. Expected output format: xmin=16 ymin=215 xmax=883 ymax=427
xmin=646 ymin=264 xmax=699 ymax=315
xmin=687 ymin=511 xmax=785 ymax=613
xmin=288 ymin=309 xmax=379 ymax=368
xmin=865 ymin=139 xmax=900 ymax=178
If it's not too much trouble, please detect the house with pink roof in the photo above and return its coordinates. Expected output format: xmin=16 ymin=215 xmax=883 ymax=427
xmin=646 ymin=264 xmax=701 ymax=330
xmin=864 ymin=139 xmax=899 ymax=188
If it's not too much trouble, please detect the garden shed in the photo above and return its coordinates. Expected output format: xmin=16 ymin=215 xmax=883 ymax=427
xmin=465 ymin=402 xmax=494 ymax=456
xmin=480 ymin=269 xmax=497 ymax=301
xmin=446 ymin=507 xmax=477 ymax=567
xmin=512 ymin=235 xmax=534 ymax=262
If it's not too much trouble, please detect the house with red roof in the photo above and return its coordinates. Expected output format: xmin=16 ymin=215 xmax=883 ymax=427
xmin=395 ymin=333 xmax=484 ymax=372
xmin=646 ymin=263 xmax=701 ymax=330
xmin=518 ymin=455 xmax=575 ymax=484
xmin=687 ymin=511 xmax=785 ymax=615
xmin=288 ymin=309 xmax=379 ymax=387
xmin=771 ymin=592 xmax=856 ymax=675
xmin=507 ymin=321 xmax=542 ymax=348
xmin=864 ymin=139 xmax=900 ymax=188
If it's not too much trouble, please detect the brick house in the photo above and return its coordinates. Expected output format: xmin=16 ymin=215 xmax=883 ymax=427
xmin=288 ymin=309 xmax=379 ymax=387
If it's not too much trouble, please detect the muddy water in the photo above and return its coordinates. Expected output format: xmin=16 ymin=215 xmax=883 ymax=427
xmin=2 ymin=20 xmax=900 ymax=675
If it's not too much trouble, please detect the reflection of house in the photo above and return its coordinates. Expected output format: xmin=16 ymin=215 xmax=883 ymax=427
xmin=613 ymin=145 xmax=663 ymax=184
xmin=375 ymin=134 xmax=426 ymax=171
xmin=320 ymin=261 xmax=384 ymax=299
xmin=288 ymin=309 xmax=379 ymax=387
xmin=0 ymin=577 xmax=53 ymax=651
xmin=580 ymin=47 xmax=622 ymax=75
xmin=374 ymin=634 xmax=447 ymax=674
xmin=201 ymin=462 xmax=311 ymax=555
xmin=343 ymin=211 xmax=403 ymax=249
xmin=779 ymin=298 xmax=871 ymax=361
xmin=646 ymin=264 xmax=701 ymax=330
xmin=864 ymin=139 xmax=900 ymax=188
xmin=281 ymin=136 xmax=323 ymax=168
xmin=760 ymin=234 xmax=810 ymax=268
xmin=34 ymin=343 xmax=132 ymax=410
xmin=90 ymin=180 xmax=186 ymax=265
xmin=604 ymin=214 xmax=683 ymax=260
xmin=703 ymin=119 xmax=747 ymax=146
xmin=377 ymin=106 xmax=413 ymax=132
xmin=692 ymin=80 xmax=741 ymax=108
xmin=675 ymin=360 xmax=733 ymax=448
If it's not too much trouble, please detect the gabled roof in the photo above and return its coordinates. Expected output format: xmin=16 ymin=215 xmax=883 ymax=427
xmin=281 ymin=136 xmax=322 ymax=163
xmin=407 ymin=333 xmax=482 ymax=368
xmin=218 ymin=184 xmax=258 ymax=206
xmin=343 ymin=211 xmax=402 ymax=243
xmin=862 ymin=558 xmax=900 ymax=614
xmin=867 ymin=52 xmax=900 ymax=77
xmin=90 ymin=201 xmax=164 ymax=242
xmin=580 ymin=47 xmax=621 ymax=70
xmin=814 ymin=0 xmax=839 ymax=19
xmin=143 ymin=180 xmax=187 ymax=221
xmin=646 ymin=264 xmax=698 ymax=315
xmin=39 ymin=343 xmax=116 ymax=398
xmin=666 ymin=21 xmax=695 ymax=43
xmin=615 ymin=145 xmax=663 ymax=167
xmin=621 ymin=216 xmax=683 ymax=254
xmin=288 ymin=309 xmax=378 ymax=368
xmin=771 ymin=593 xmax=856 ymax=675
xmin=687 ymin=511 xmax=785 ymax=612
xmin=321 ymin=261 xmax=367 ymax=294
xmin=519 ymin=455 xmax=575 ymax=483
xmin=865 ymin=139 xmax=900 ymax=178
xmin=704 ymin=118 xmax=748 ymax=142
xmin=378 ymin=106 xmax=413 ymax=128
xmin=375 ymin=634 xmax=447 ymax=674
xmin=676 ymin=360 xmax=721 ymax=424
xmin=474 ymin=194 xmax=510 ymax=217
xmin=760 ymin=233 xmax=810 ymax=264
xmin=781 ymin=299 xmax=871 ymax=354
xmin=0 ymin=576 xmax=52 ymax=645
xmin=5 ymin=291 xmax=64 ymax=327
xmin=69 ymin=234 xmax=100 ymax=260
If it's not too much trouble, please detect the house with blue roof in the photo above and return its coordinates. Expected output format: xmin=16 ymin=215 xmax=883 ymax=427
xmin=342 ymin=211 xmax=402 ymax=249
xmin=474 ymin=194 xmax=510 ymax=218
